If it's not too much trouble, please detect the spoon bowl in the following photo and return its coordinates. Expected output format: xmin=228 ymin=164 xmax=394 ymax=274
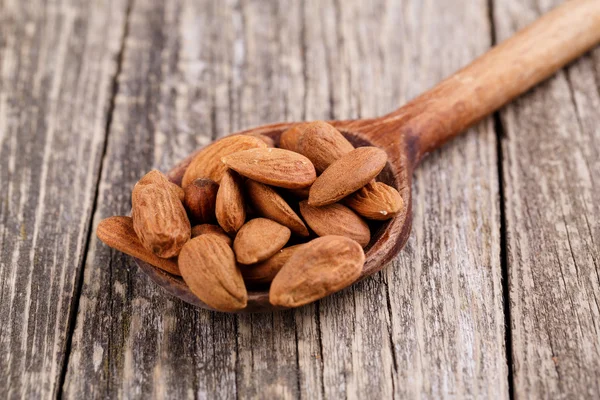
xmin=135 ymin=121 xmax=414 ymax=312
xmin=132 ymin=0 xmax=600 ymax=312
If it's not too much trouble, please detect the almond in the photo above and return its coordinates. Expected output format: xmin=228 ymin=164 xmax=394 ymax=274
xmin=136 ymin=169 xmax=168 ymax=186
xmin=299 ymin=201 xmax=371 ymax=247
xmin=245 ymin=180 xmax=309 ymax=236
xmin=308 ymin=147 xmax=387 ymax=206
xmin=215 ymin=170 xmax=246 ymax=234
xmin=297 ymin=121 xmax=354 ymax=173
xmin=169 ymin=182 xmax=185 ymax=202
xmin=269 ymin=236 xmax=364 ymax=307
xmin=179 ymin=235 xmax=247 ymax=311
xmin=97 ymin=216 xmax=181 ymax=276
xmin=181 ymin=135 xmax=266 ymax=187
xmin=132 ymin=170 xmax=190 ymax=258
xmin=233 ymin=218 xmax=291 ymax=264
xmin=247 ymin=132 xmax=275 ymax=147
xmin=222 ymin=148 xmax=316 ymax=189
xmin=191 ymin=224 xmax=232 ymax=246
xmin=138 ymin=170 xmax=185 ymax=202
xmin=183 ymin=178 xmax=219 ymax=224
xmin=279 ymin=123 xmax=309 ymax=151
xmin=242 ymin=244 xmax=305 ymax=285
xmin=345 ymin=181 xmax=403 ymax=220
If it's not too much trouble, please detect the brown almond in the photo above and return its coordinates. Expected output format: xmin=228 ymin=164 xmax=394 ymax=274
xmin=299 ymin=201 xmax=370 ymax=247
xmin=215 ymin=170 xmax=246 ymax=234
xmin=247 ymin=132 xmax=275 ymax=147
xmin=97 ymin=216 xmax=181 ymax=276
xmin=279 ymin=123 xmax=309 ymax=151
xmin=345 ymin=181 xmax=403 ymax=220
xmin=245 ymin=180 xmax=309 ymax=236
xmin=182 ymin=135 xmax=267 ymax=187
xmin=222 ymin=148 xmax=316 ymax=189
xmin=308 ymin=147 xmax=387 ymax=206
xmin=297 ymin=121 xmax=354 ymax=173
xmin=242 ymin=244 xmax=305 ymax=285
xmin=233 ymin=218 xmax=291 ymax=264
xmin=191 ymin=224 xmax=232 ymax=246
xmin=269 ymin=236 xmax=364 ymax=308
xmin=132 ymin=171 xmax=191 ymax=258
xmin=136 ymin=169 xmax=168 ymax=186
xmin=169 ymin=182 xmax=185 ymax=201
xmin=179 ymin=235 xmax=247 ymax=311
xmin=137 ymin=170 xmax=185 ymax=201
xmin=183 ymin=178 xmax=219 ymax=224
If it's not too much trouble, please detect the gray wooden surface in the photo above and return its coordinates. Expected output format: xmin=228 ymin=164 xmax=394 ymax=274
xmin=0 ymin=0 xmax=597 ymax=399
xmin=494 ymin=1 xmax=600 ymax=398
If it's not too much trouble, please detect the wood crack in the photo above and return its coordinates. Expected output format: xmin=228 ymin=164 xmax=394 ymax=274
xmin=561 ymin=211 xmax=581 ymax=283
xmin=488 ymin=0 xmax=514 ymax=398
xmin=55 ymin=0 xmax=134 ymax=398
xmin=234 ymin=314 xmax=240 ymax=400
xmin=383 ymin=271 xmax=399 ymax=398
xmin=315 ymin=302 xmax=325 ymax=399
xmin=293 ymin=312 xmax=301 ymax=399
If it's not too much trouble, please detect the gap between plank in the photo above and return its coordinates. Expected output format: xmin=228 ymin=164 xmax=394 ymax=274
xmin=494 ymin=111 xmax=514 ymax=400
xmin=487 ymin=0 xmax=515 ymax=398
xmin=55 ymin=1 xmax=134 ymax=398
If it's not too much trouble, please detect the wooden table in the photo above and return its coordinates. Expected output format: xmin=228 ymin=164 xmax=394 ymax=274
xmin=1 ymin=0 xmax=599 ymax=398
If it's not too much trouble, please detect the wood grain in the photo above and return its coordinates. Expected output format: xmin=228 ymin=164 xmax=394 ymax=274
xmin=493 ymin=0 xmax=600 ymax=398
xmin=63 ymin=1 xmax=238 ymax=398
xmin=321 ymin=0 xmax=508 ymax=397
xmin=8 ymin=0 xmax=598 ymax=398
xmin=62 ymin=0 xmax=508 ymax=398
xmin=379 ymin=0 xmax=600 ymax=161
xmin=0 ymin=0 xmax=128 ymax=398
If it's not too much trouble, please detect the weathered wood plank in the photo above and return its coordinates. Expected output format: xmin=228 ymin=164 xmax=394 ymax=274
xmin=64 ymin=0 xmax=507 ymax=399
xmin=317 ymin=0 xmax=508 ymax=398
xmin=63 ymin=1 xmax=238 ymax=398
xmin=493 ymin=0 xmax=600 ymax=398
xmin=0 ymin=0 xmax=128 ymax=398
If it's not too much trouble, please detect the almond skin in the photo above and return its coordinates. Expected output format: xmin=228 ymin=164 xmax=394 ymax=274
xmin=308 ymin=147 xmax=388 ymax=206
xmin=179 ymin=235 xmax=247 ymax=311
xmin=132 ymin=170 xmax=191 ymax=258
xmin=222 ymin=148 xmax=316 ymax=189
xmin=139 ymin=170 xmax=185 ymax=201
xmin=136 ymin=169 xmax=168 ymax=186
xmin=97 ymin=216 xmax=181 ymax=276
xmin=215 ymin=170 xmax=246 ymax=234
xmin=299 ymin=201 xmax=371 ymax=247
xmin=345 ymin=181 xmax=403 ymax=220
xmin=182 ymin=135 xmax=267 ymax=187
xmin=269 ymin=235 xmax=364 ymax=308
xmin=183 ymin=178 xmax=219 ymax=224
xmin=169 ymin=182 xmax=185 ymax=202
xmin=191 ymin=224 xmax=232 ymax=246
xmin=279 ymin=123 xmax=309 ymax=152
xmin=297 ymin=121 xmax=354 ymax=173
xmin=247 ymin=132 xmax=275 ymax=147
xmin=242 ymin=244 xmax=305 ymax=285
xmin=245 ymin=180 xmax=309 ymax=236
xmin=233 ymin=218 xmax=291 ymax=264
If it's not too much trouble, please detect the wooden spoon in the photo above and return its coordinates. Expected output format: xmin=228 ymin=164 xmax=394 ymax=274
xmin=133 ymin=0 xmax=600 ymax=312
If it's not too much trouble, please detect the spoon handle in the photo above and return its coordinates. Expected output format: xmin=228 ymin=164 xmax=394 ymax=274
xmin=373 ymin=0 xmax=600 ymax=163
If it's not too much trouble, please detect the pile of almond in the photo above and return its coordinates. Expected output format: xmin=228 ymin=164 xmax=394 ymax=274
xmin=97 ymin=121 xmax=403 ymax=311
